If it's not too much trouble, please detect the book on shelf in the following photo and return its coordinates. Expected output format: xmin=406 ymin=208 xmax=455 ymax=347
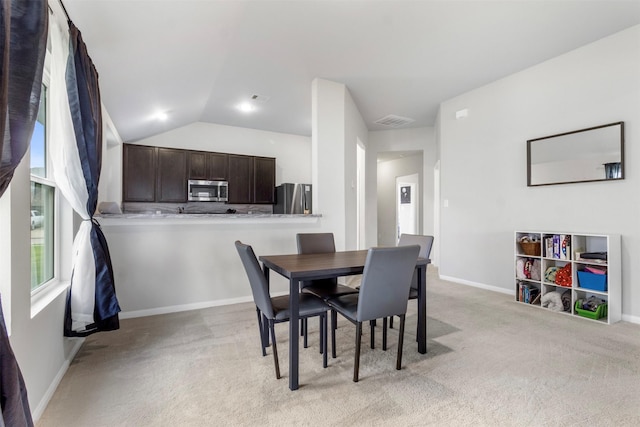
xmin=553 ymin=235 xmax=560 ymax=259
xmin=545 ymin=237 xmax=553 ymax=258
xmin=518 ymin=282 xmax=540 ymax=304
xmin=560 ymin=235 xmax=571 ymax=260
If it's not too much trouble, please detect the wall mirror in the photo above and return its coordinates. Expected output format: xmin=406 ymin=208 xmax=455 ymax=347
xmin=527 ymin=122 xmax=624 ymax=186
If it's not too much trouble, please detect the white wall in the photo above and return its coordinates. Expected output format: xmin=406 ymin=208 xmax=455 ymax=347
xmin=366 ymin=127 xmax=436 ymax=248
xmin=344 ymin=89 xmax=369 ymax=251
xmin=132 ymin=121 xmax=312 ymax=187
xmin=438 ymin=25 xmax=640 ymax=320
xmin=377 ymin=155 xmax=424 ymax=247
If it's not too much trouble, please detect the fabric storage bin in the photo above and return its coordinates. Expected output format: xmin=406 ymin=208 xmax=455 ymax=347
xmin=577 ymin=270 xmax=607 ymax=291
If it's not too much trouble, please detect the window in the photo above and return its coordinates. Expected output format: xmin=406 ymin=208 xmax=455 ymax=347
xmin=30 ymin=84 xmax=55 ymax=291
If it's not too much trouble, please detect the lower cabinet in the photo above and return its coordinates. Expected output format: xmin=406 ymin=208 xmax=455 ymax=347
xmin=514 ymin=231 xmax=621 ymax=324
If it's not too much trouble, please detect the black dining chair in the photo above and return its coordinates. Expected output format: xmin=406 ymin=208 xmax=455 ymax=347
xmin=235 ymin=241 xmax=329 ymax=379
xmin=385 ymin=234 xmax=434 ymax=339
xmin=327 ymin=245 xmax=420 ymax=382
xmin=296 ymin=233 xmax=359 ymax=351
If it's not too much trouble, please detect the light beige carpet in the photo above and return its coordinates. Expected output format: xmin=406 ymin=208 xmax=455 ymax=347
xmin=37 ymin=269 xmax=640 ymax=426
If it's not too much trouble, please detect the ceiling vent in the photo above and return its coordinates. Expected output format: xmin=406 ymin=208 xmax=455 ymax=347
xmin=374 ymin=114 xmax=415 ymax=128
xmin=251 ymin=94 xmax=270 ymax=104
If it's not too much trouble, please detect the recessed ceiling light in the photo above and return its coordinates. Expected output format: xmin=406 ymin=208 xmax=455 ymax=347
xmin=237 ymin=102 xmax=255 ymax=113
xmin=154 ymin=111 xmax=168 ymax=121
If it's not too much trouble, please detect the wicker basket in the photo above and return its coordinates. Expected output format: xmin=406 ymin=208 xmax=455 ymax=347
xmin=519 ymin=241 xmax=541 ymax=256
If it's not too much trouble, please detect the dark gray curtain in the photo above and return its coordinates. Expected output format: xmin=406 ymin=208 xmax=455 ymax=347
xmin=63 ymin=22 xmax=120 ymax=337
xmin=0 ymin=1 xmax=46 ymax=426
xmin=604 ymin=162 xmax=621 ymax=179
xmin=0 ymin=0 xmax=47 ymax=198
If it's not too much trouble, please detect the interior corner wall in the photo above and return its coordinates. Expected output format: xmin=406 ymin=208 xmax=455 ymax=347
xmin=438 ymin=25 xmax=640 ymax=320
xmin=344 ymin=88 xmax=368 ymax=251
xmin=311 ymin=78 xmax=348 ymax=250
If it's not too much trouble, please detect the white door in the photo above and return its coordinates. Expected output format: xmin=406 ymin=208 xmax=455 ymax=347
xmin=396 ymin=173 xmax=419 ymax=242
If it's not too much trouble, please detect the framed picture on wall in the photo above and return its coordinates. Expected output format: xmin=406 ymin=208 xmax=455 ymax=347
xmin=401 ymin=186 xmax=411 ymax=204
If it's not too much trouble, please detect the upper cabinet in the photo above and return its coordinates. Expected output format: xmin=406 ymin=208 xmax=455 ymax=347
xmin=123 ymin=144 xmax=156 ymax=202
xmin=254 ymin=156 xmax=276 ymax=204
xmin=123 ymin=144 xmax=275 ymax=204
xmin=188 ymin=151 xmax=228 ymax=180
xmin=156 ymin=148 xmax=187 ymax=202
xmin=227 ymin=154 xmax=254 ymax=204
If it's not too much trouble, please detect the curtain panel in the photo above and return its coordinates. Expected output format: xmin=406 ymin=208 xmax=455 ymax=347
xmin=0 ymin=0 xmax=47 ymax=197
xmin=50 ymin=19 xmax=120 ymax=337
xmin=0 ymin=1 xmax=46 ymax=426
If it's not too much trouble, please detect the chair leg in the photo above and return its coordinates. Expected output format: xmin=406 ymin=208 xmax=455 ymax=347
xmin=332 ymin=309 xmax=337 ymax=330
xmin=322 ymin=313 xmax=328 ymax=368
xmin=382 ymin=317 xmax=388 ymax=351
xmin=270 ymin=320 xmax=280 ymax=379
xmin=300 ymin=318 xmax=304 ymax=336
xmin=256 ymin=307 xmax=266 ymax=356
xmin=263 ymin=314 xmax=270 ymax=348
xmin=331 ymin=311 xmax=337 ymax=358
xmin=390 ymin=315 xmax=394 ymax=329
xmin=396 ymin=314 xmax=406 ymax=371
xmin=303 ymin=318 xmax=308 ymax=349
xmin=370 ymin=320 xmax=375 ymax=349
xmin=319 ymin=317 xmax=323 ymax=354
xmin=354 ymin=322 xmax=362 ymax=382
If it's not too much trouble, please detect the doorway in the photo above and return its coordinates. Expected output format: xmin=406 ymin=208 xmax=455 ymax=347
xmin=356 ymin=140 xmax=365 ymax=249
xmin=396 ymin=173 xmax=419 ymax=243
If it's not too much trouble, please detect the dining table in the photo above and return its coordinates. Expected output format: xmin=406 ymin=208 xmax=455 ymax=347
xmin=259 ymin=249 xmax=430 ymax=391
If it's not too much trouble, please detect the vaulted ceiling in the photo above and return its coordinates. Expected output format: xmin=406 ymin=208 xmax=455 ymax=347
xmin=63 ymin=1 xmax=640 ymax=143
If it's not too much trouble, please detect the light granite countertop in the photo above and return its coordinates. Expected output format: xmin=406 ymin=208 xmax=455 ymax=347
xmin=95 ymin=213 xmax=322 ymax=226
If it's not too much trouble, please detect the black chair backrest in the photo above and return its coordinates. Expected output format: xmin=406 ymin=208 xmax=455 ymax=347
xmin=296 ymin=233 xmax=336 ymax=254
xmin=398 ymin=234 xmax=434 ymax=290
xmin=296 ymin=233 xmax=337 ymax=288
xmin=235 ymin=241 xmax=274 ymax=319
xmin=357 ymin=245 xmax=420 ymax=322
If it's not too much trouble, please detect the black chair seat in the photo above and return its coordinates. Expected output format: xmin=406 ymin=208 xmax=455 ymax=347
xmin=302 ymin=282 xmax=359 ymax=300
xmin=272 ymin=294 xmax=331 ymax=321
xmin=324 ymin=293 xmax=359 ymax=317
xmin=408 ymin=287 xmax=418 ymax=300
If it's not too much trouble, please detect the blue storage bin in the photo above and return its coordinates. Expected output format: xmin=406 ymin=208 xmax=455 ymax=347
xmin=577 ymin=271 xmax=607 ymax=291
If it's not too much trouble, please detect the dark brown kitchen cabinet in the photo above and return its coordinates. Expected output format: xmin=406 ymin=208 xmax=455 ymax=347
xmin=188 ymin=151 xmax=228 ymax=180
xmin=227 ymin=154 xmax=253 ymax=203
xmin=253 ymin=156 xmax=276 ymax=204
xmin=156 ymin=148 xmax=187 ymax=202
xmin=123 ymin=144 xmax=156 ymax=202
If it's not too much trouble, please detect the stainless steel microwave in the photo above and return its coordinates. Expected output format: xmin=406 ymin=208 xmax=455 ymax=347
xmin=187 ymin=180 xmax=228 ymax=202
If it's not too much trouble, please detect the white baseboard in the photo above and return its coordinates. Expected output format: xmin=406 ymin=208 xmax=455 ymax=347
xmin=32 ymin=338 xmax=85 ymax=423
xmin=439 ymin=274 xmax=640 ymax=325
xmin=118 ymin=293 xmax=287 ymax=319
xmin=439 ymin=275 xmax=515 ymax=296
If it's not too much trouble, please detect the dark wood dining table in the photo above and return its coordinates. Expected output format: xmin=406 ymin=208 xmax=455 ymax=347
xmin=259 ymin=249 xmax=430 ymax=391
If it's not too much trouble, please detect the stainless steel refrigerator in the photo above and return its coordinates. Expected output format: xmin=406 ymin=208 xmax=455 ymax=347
xmin=274 ymin=183 xmax=312 ymax=214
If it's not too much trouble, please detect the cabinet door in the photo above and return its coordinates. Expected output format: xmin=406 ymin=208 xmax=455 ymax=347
xmin=253 ymin=157 xmax=275 ymax=204
xmin=156 ymin=148 xmax=187 ymax=202
xmin=123 ymin=144 xmax=156 ymax=202
xmin=227 ymin=154 xmax=253 ymax=203
xmin=188 ymin=151 xmax=208 ymax=180
xmin=209 ymin=153 xmax=228 ymax=180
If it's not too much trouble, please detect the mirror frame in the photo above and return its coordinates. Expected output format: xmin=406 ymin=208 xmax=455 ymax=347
xmin=527 ymin=121 xmax=624 ymax=187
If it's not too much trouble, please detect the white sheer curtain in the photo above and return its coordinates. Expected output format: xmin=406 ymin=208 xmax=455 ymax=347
xmin=49 ymin=18 xmax=96 ymax=330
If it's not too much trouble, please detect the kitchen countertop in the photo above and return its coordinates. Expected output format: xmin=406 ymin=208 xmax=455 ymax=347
xmin=96 ymin=213 xmax=322 ymax=226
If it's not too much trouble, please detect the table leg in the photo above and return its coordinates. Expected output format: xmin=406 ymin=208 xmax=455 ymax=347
xmin=289 ymin=278 xmax=299 ymax=390
xmin=417 ymin=265 xmax=427 ymax=354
